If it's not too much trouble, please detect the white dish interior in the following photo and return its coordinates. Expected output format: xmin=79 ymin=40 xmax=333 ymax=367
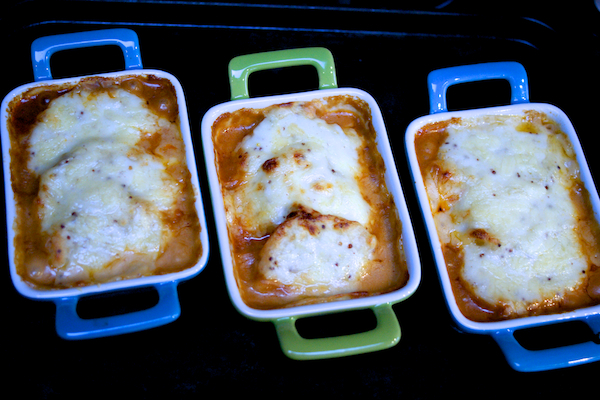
xmin=201 ymin=87 xmax=420 ymax=321
xmin=1 ymin=69 xmax=210 ymax=300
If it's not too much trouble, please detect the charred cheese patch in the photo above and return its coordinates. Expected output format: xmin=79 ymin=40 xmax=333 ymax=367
xmin=258 ymin=208 xmax=376 ymax=293
xmin=422 ymin=112 xmax=593 ymax=317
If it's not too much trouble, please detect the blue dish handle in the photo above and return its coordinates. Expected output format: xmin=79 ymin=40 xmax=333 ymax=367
xmin=31 ymin=28 xmax=143 ymax=82
xmin=54 ymin=282 xmax=181 ymax=340
xmin=427 ymin=61 xmax=529 ymax=114
xmin=491 ymin=315 xmax=600 ymax=372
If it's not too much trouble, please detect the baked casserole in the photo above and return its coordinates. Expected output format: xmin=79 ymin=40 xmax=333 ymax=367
xmin=414 ymin=110 xmax=600 ymax=322
xmin=5 ymin=74 xmax=203 ymax=290
xmin=210 ymin=95 xmax=408 ymax=309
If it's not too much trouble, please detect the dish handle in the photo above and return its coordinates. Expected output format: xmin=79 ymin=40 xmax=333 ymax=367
xmin=491 ymin=315 xmax=600 ymax=372
xmin=228 ymin=47 xmax=338 ymax=101
xmin=31 ymin=28 xmax=143 ymax=82
xmin=427 ymin=61 xmax=530 ymax=114
xmin=54 ymin=282 xmax=181 ymax=340
xmin=273 ymin=303 xmax=400 ymax=360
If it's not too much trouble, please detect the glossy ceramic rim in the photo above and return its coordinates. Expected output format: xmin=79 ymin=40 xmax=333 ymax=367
xmin=1 ymin=69 xmax=210 ymax=300
xmin=405 ymin=102 xmax=600 ymax=334
xmin=201 ymin=87 xmax=421 ymax=321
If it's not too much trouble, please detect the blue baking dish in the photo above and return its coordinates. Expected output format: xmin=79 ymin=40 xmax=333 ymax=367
xmin=1 ymin=28 xmax=209 ymax=340
xmin=405 ymin=61 xmax=600 ymax=372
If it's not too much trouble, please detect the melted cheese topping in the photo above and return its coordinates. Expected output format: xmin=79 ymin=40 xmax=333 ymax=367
xmin=7 ymin=76 xmax=202 ymax=289
xmin=37 ymin=141 xmax=178 ymax=283
xmin=230 ymin=105 xmax=372 ymax=291
xmin=32 ymin=88 xmax=177 ymax=285
xmin=417 ymin=112 xmax=600 ymax=320
xmin=231 ymin=105 xmax=370 ymax=237
xmin=28 ymin=89 xmax=157 ymax=174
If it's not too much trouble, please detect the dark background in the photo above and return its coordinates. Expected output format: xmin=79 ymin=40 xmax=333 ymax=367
xmin=2 ymin=1 xmax=600 ymax=398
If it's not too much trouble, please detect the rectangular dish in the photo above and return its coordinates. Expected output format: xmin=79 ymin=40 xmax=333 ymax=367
xmin=405 ymin=61 xmax=600 ymax=371
xmin=202 ymin=47 xmax=420 ymax=359
xmin=415 ymin=109 xmax=600 ymax=321
xmin=1 ymin=29 xmax=209 ymax=339
xmin=210 ymin=95 xmax=407 ymax=310
xmin=6 ymin=73 xmax=203 ymax=290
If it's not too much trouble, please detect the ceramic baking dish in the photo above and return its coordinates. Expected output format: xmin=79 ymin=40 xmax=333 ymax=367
xmin=201 ymin=47 xmax=420 ymax=360
xmin=405 ymin=61 xmax=600 ymax=371
xmin=1 ymin=28 xmax=209 ymax=340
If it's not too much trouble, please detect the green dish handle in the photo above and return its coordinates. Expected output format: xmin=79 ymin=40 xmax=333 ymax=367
xmin=273 ymin=303 xmax=401 ymax=360
xmin=228 ymin=47 xmax=338 ymax=100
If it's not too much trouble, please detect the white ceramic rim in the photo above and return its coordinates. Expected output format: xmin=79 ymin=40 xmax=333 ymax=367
xmin=201 ymin=87 xmax=421 ymax=321
xmin=1 ymin=69 xmax=210 ymax=300
xmin=404 ymin=102 xmax=600 ymax=334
